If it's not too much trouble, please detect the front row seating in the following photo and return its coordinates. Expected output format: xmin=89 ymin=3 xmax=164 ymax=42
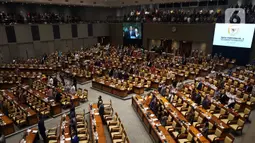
xmin=104 ymin=112 xmax=129 ymax=143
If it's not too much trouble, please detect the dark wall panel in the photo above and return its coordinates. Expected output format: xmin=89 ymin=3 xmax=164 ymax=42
xmin=31 ymin=25 xmax=40 ymax=41
xmin=53 ymin=25 xmax=60 ymax=39
xmin=77 ymin=24 xmax=88 ymax=38
xmin=109 ymin=23 xmax=123 ymax=46
xmin=9 ymin=44 xmax=18 ymax=60
xmin=5 ymin=26 xmax=16 ymax=43
xmin=73 ymin=39 xmax=83 ymax=50
xmin=48 ymin=41 xmax=55 ymax=54
xmin=66 ymin=40 xmax=73 ymax=50
xmin=39 ymin=24 xmax=54 ymax=41
xmin=88 ymin=24 xmax=93 ymax=37
xmin=72 ymin=24 xmax=78 ymax=38
xmin=60 ymin=24 xmax=71 ymax=39
xmin=93 ymin=23 xmax=109 ymax=37
xmin=142 ymin=24 xmax=215 ymax=50
xmin=54 ymin=40 xmax=62 ymax=51
xmin=14 ymin=25 xmax=33 ymax=43
xmin=0 ymin=26 xmax=8 ymax=45
xmin=17 ymin=43 xmax=34 ymax=59
xmin=0 ymin=45 xmax=11 ymax=63
xmin=34 ymin=41 xmax=47 ymax=57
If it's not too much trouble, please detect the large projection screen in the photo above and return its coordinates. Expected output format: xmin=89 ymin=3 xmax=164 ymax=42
xmin=213 ymin=23 xmax=255 ymax=48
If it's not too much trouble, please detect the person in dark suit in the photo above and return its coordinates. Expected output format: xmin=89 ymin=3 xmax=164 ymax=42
xmin=197 ymin=81 xmax=203 ymax=90
xmin=53 ymin=77 xmax=58 ymax=87
xmin=55 ymin=91 xmax=62 ymax=103
xmin=97 ymin=96 xmax=103 ymax=108
xmin=124 ymin=26 xmax=135 ymax=39
xmin=38 ymin=115 xmax=47 ymax=143
xmin=186 ymin=107 xmax=195 ymax=124
xmin=202 ymin=96 xmax=210 ymax=109
xmin=195 ymin=93 xmax=202 ymax=105
xmin=99 ymin=102 xmax=105 ymax=124
xmin=72 ymin=76 xmax=77 ymax=91
xmin=219 ymin=92 xmax=229 ymax=105
xmin=70 ymin=106 xmax=76 ymax=119
xmin=245 ymin=83 xmax=253 ymax=93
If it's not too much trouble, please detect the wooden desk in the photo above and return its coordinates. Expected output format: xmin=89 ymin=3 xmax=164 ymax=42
xmin=153 ymin=93 xmax=210 ymax=143
xmin=132 ymin=95 xmax=176 ymax=143
xmin=25 ymin=128 xmax=39 ymax=143
xmin=133 ymin=85 xmax=144 ymax=95
xmin=89 ymin=104 xmax=106 ymax=143
xmin=0 ymin=110 xmax=15 ymax=136
xmin=175 ymin=91 xmax=230 ymax=132
xmin=151 ymin=81 xmax=160 ymax=89
xmin=58 ymin=115 xmax=71 ymax=143
xmin=23 ymin=86 xmax=62 ymax=115
xmin=33 ymin=80 xmax=80 ymax=107
xmin=2 ymin=90 xmax=38 ymax=125
xmin=56 ymin=88 xmax=80 ymax=107
xmin=92 ymin=80 xmax=128 ymax=97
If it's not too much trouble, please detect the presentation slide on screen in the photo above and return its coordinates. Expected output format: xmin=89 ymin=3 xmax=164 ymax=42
xmin=123 ymin=23 xmax=142 ymax=39
xmin=213 ymin=23 xmax=255 ymax=48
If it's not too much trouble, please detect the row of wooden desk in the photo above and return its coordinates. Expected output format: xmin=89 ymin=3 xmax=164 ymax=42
xmin=0 ymin=110 xmax=15 ymax=136
xmin=25 ymin=128 xmax=39 ymax=143
xmin=2 ymin=90 xmax=38 ymax=125
xmin=153 ymin=93 xmax=211 ymax=143
xmin=89 ymin=103 xmax=106 ymax=143
xmin=22 ymin=86 xmax=62 ymax=115
xmin=59 ymin=115 xmax=71 ymax=143
xmin=92 ymin=80 xmax=129 ymax=97
xmin=175 ymin=91 xmax=230 ymax=133
xmin=132 ymin=95 xmax=176 ymax=143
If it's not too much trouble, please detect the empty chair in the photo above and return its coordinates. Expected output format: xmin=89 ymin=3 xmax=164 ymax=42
xmin=193 ymin=115 xmax=204 ymax=127
xmin=207 ymin=128 xmax=223 ymax=142
xmin=224 ymin=134 xmax=235 ymax=143
xmin=177 ymin=132 xmax=193 ymax=143
xmin=213 ymin=108 xmax=226 ymax=119
xmin=239 ymin=107 xmax=251 ymax=120
xmin=172 ymin=126 xmax=186 ymax=139
xmin=221 ymin=113 xmax=235 ymax=124
xmin=229 ymin=117 xmax=245 ymax=134
xmin=112 ymin=130 xmax=128 ymax=143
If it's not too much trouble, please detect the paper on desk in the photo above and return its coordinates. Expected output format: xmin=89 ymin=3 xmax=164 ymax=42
xmin=152 ymin=118 xmax=158 ymax=121
xmin=27 ymin=129 xmax=31 ymax=133
xmin=94 ymin=113 xmax=99 ymax=115
xmin=197 ymin=133 xmax=202 ymax=137
xmin=65 ymin=138 xmax=71 ymax=141
xmin=150 ymin=114 xmax=154 ymax=117
xmin=32 ymin=130 xmax=38 ymax=133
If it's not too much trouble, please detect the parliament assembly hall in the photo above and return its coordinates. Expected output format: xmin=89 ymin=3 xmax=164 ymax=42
xmin=0 ymin=0 xmax=255 ymax=143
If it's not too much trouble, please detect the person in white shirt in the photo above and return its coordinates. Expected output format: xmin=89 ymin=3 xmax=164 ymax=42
xmin=70 ymin=85 xmax=76 ymax=94
xmin=75 ymin=53 xmax=79 ymax=61
xmin=48 ymin=76 xmax=53 ymax=86
xmin=227 ymin=96 xmax=236 ymax=109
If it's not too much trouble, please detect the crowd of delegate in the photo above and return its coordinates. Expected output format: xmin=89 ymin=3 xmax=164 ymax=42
xmin=2 ymin=3 xmax=255 ymax=24
xmin=0 ymin=44 xmax=255 ymax=143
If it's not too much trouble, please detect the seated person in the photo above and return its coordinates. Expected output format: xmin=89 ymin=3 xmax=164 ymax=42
xmin=202 ymin=96 xmax=210 ymax=109
xmin=186 ymin=107 xmax=195 ymax=124
xmin=195 ymin=93 xmax=202 ymax=105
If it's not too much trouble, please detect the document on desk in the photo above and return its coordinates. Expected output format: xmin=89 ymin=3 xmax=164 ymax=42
xmin=144 ymin=107 xmax=149 ymax=110
xmin=32 ymin=130 xmax=38 ymax=134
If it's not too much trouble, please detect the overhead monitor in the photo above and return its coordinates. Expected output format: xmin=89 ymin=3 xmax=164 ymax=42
xmin=213 ymin=23 xmax=255 ymax=48
xmin=123 ymin=23 xmax=142 ymax=39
